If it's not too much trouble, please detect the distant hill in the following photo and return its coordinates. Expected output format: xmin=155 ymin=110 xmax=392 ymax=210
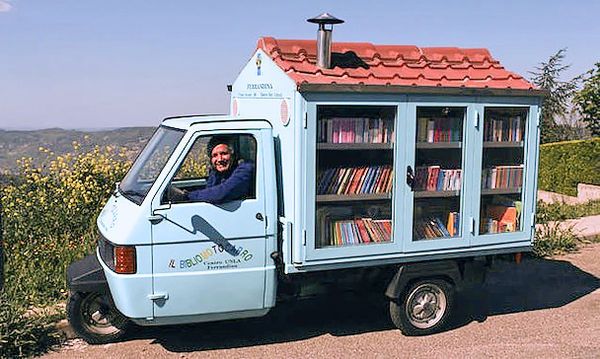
xmin=0 ymin=127 xmax=155 ymax=172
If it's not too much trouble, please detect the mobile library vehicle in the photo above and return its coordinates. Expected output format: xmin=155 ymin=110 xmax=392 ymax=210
xmin=67 ymin=14 xmax=544 ymax=343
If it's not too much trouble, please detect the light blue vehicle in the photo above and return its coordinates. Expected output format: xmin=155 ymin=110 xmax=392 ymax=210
xmin=66 ymin=14 xmax=544 ymax=343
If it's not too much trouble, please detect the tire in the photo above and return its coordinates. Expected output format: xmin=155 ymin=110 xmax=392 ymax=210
xmin=67 ymin=291 xmax=130 ymax=344
xmin=389 ymin=279 xmax=454 ymax=336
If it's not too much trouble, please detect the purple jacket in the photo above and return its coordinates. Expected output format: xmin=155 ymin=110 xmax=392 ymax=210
xmin=187 ymin=161 xmax=254 ymax=204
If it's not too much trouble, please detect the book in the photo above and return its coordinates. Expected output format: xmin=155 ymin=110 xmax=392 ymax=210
xmin=447 ymin=212 xmax=455 ymax=237
xmin=356 ymin=219 xmax=371 ymax=243
xmin=486 ymin=205 xmax=517 ymax=233
xmin=367 ymin=167 xmax=383 ymax=194
xmin=347 ymin=167 xmax=364 ymax=194
xmin=434 ymin=217 xmax=451 ymax=237
xmin=360 ymin=167 xmax=375 ymax=194
xmin=318 ymin=117 xmax=396 ymax=144
xmin=376 ymin=167 xmax=390 ymax=193
xmin=340 ymin=168 xmax=357 ymax=195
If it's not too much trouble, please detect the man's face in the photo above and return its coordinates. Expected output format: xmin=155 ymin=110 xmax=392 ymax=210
xmin=211 ymin=143 xmax=232 ymax=173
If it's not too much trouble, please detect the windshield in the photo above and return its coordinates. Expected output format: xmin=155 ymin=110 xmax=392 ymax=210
xmin=119 ymin=126 xmax=185 ymax=205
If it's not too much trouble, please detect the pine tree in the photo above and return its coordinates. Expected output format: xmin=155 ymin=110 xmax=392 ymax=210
xmin=529 ymin=49 xmax=580 ymax=143
xmin=574 ymin=62 xmax=600 ymax=136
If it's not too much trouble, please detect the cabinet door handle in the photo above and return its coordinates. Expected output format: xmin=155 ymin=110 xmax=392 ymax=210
xmin=406 ymin=165 xmax=415 ymax=190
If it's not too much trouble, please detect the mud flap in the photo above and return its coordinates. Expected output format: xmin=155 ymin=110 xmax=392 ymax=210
xmin=385 ymin=260 xmax=463 ymax=300
xmin=67 ymin=254 xmax=108 ymax=293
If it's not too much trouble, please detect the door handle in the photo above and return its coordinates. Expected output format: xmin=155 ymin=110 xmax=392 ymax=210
xmin=148 ymin=292 xmax=169 ymax=301
xmin=148 ymin=214 xmax=164 ymax=225
xmin=406 ymin=165 xmax=415 ymax=191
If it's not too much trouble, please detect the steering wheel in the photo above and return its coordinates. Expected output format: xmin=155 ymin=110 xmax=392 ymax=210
xmin=168 ymin=185 xmax=188 ymax=202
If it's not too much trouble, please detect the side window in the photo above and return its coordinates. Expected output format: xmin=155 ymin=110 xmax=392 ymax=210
xmin=162 ymin=134 xmax=257 ymax=204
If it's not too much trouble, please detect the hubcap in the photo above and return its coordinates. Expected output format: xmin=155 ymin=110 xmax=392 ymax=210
xmin=405 ymin=283 xmax=447 ymax=329
xmin=80 ymin=293 xmax=121 ymax=335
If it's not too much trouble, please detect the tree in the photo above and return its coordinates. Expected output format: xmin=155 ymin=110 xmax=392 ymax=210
xmin=574 ymin=62 xmax=600 ymax=136
xmin=529 ymin=49 xmax=580 ymax=143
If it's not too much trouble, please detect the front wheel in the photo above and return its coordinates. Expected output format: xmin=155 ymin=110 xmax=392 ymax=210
xmin=389 ymin=279 xmax=454 ymax=336
xmin=67 ymin=291 xmax=130 ymax=344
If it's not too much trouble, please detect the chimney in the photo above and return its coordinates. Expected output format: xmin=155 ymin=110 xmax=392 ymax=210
xmin=307 ymin=13 xmax=344 ymax=69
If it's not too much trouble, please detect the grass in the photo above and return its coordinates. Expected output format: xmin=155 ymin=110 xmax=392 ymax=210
xmin=533 ymin=222 xmax=580 ymax=257
xmin=533 ymin=200 xmax=600 ymax=257
xmin=0 ymin=293 xmax=64 ymax=359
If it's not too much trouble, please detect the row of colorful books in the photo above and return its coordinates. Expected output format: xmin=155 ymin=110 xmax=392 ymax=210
xmin=416 ymin=117 xmax=463 ymax=143
xmin=317 ymin=117 xmax=395 ymax=144
xmin=414 ymin=166 xmax=462 ymax=192
xmin=480 ymin=204 xmax=519 ymax=234
xmin=322 ymin=218 xmax=392 ymax=246
xmin=317 ymin=166 xmax=394 ymax=195
xmin=481 ymin=165 xmax=523 ymax=190
xmin=484 ymin=116 xmax=523 ymax=142
xmin=414 ymin=213 xmax=460 ymax=240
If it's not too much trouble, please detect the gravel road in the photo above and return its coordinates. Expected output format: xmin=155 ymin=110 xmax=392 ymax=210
xmin=44 ymin=244 xmax=600 ymax=359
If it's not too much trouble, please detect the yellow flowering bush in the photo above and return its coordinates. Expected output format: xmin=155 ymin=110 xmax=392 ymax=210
xmin=175 ymin=148 xmax=209 ymax=179
xmin=1 ymin=143 xmax=131 ymax=305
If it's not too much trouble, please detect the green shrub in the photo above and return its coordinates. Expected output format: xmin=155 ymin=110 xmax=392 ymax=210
xmin=538 ymin=138 xmax=600 ymax=196
xmin=0 ymin=144 xmax=130 ymax=356
xmin=0 ymin=293 xmax=62 ymax=358
xmin=533 ymin=222 xmax=580 ymax=257
xmin=1 ymin=146 xmax=130 ymax=305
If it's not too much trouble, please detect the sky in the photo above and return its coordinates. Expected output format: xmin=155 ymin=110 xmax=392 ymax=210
xmin=1 ymin=0 xmax=599 ymax=130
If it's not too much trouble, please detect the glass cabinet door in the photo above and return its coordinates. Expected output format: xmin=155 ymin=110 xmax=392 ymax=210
xmin=315 ymin=106 xmax=396 ymax=249
xmin=478 ymin=107 xmax=528 ymax=235
xmin=410 ymin=106 xmax=466 ymax=246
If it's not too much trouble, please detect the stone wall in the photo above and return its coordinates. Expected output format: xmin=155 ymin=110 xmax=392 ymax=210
xmin=538 ymin=183 xmax=600 ymax=204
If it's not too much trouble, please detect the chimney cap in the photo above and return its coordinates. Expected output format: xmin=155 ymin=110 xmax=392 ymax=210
xmin=307 ymin=12 xmax=344 ymax=26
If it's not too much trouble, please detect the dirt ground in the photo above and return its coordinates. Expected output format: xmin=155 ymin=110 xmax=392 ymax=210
xmin=44 ymin=244 xmax=600 ymax=359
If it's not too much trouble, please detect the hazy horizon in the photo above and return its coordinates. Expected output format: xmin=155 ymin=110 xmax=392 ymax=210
xmin=1 ymin=0 xmax=599 ymax=130
xmin=0 ymin=125 xmax=155 ymax=131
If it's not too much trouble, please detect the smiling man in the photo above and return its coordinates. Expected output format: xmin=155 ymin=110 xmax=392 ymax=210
xmin=186 ymin=136 xmax=255 ymax=204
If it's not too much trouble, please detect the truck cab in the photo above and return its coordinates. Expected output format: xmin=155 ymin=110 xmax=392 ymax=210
xmin=68 ymin=117 xmax=280 ymax=342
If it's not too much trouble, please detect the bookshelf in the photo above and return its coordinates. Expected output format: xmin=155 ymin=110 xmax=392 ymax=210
xmin=414 ymin=190 xmax=460 ymax=198
xmin=479 ymin=107 xmax=528 ymax=235
xmin=412 ymin=107 xmax=465 ymax=241
xmin=481 ymin=188 xmax=522 ymax=196
xmin=416 ymin=142 xmax=462 ymax=150
xmin=316 ymin=193 xmax=391 ymax=203
xmin=483 ymin=141 xmax=523 ymax=148
xmin=315 ymin=105 xmax=396 ymax=248
xmin=317 ymin=143 xmax=393 ymax=150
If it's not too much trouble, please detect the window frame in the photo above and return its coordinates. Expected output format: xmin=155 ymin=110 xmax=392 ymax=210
xmin=160 ymin=132 xmax=258 ymax=206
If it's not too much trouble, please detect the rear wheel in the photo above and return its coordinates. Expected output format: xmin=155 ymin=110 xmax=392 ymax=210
xmin=389 ymin=279 xmax=454 ymax=336
xmin=67 ymin=291 xmax=130 ymax=344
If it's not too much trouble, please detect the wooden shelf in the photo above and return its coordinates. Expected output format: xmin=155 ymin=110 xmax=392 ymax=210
xmin=317 ymin=143 xmax=393 ymax=150
xmin=416 ymin=141 xmax=462 ymax=149
xmin=318 ymin=240 xmax=393 ymax=249
xmin=483 ymin=141 xmax=524 ymax=148
xmin=316 ymin=193 xmax=392 ymax=203
xmin=481 ymin=187 xmax=522 ymax=195
xmin=414 ymin=190 xmax=460 ymax=198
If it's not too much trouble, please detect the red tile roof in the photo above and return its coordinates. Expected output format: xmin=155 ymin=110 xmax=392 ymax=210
xmin=257 ymin=37 xmax=537 ymax=92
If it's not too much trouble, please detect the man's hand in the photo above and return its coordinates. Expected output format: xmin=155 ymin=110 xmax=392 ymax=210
xmin=168 ymin=185 xmax=188 ymax=202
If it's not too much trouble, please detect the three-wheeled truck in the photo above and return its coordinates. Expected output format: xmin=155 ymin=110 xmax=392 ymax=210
xmin=67 ymin=14 xmax=544 ymax=343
